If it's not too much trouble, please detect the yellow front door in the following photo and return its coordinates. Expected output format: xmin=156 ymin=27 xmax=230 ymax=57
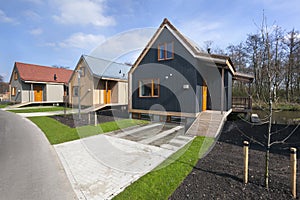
xmin=104 ymin=90 xmax=111 ymax=104
xmin=202 ymin=86 xmax=207 ymax=111
xmin=34 ymin=86 xmax=43 ymax=102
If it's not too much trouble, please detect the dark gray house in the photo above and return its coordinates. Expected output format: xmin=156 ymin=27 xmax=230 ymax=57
xmin=129 ymin=18 xmax=250 ymax=121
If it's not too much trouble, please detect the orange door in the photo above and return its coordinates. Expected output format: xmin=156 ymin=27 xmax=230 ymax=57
xmin=202 ymin=86 xmax=207 ymax=111
xmin=104 ymin=90 xmax=111 ymax=104
xmin=34 ymin=86 xmax=43 ymax=102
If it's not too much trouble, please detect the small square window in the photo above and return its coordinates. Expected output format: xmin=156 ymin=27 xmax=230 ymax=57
xmin=139 ymin=79 xmax=159 ymax=98
xmin=158 ymin=44 xmax=165 ymax=60
xmin=80 ymin=67 xmax=85 ymax=77
xmin=166 ymin=42 xmax=174 ymax=59
xmin=14 ymin=71 xmax=18 ymax=80
xmin=153 ymin=79 xmax=159 ymax=96
xmin=11 ymin=87 xmax=16 ymax=96
xmin=157 ymin=42 xmax=174 ymax=61
xmin=140 ymin=80 xmax=152 ymax=97
xmin=73 ymin=86 xmax=79 ymax=97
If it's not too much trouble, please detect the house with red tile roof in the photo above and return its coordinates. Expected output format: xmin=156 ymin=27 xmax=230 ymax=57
xmin=9 ymin=62 xmax=73 ymax=103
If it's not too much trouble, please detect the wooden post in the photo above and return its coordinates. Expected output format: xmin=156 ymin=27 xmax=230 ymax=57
xmin=244 ymin=141 xmax=249 ymax=184
xmin=291 ymin=147 xmax=297 ymax=199
xmin=88 ymin=112 xmax=91 ymax=125
xmin=94 ymin=112 xmax=97 ymax=126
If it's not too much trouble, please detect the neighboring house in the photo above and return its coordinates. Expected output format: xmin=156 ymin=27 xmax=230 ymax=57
xmin=69 ymin=55 xmax=131 ymax=107
xmin=9 ymin=62 xmax=72 ymax=103
xmin=128 ymin=18 xmax=252 ymax=120
xmin=0 ymin=92 xmax=10 ymax=102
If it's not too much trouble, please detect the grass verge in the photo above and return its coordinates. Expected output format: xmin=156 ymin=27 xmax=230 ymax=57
xmin=0 ymin=103 xmax=9 ymax=108
xmin=8 ymin=106 xmax=69 ymax=113
xmin=29 ymin=116 xmax=148 ymax=144
xmin=113 ymin=136 xmax=214 ymax=200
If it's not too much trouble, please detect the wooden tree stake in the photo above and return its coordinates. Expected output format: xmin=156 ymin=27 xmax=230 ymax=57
xmin=291 ymin=147 xmax=297 ymax=199
xmin=244 ymin=141 xmax=249 ymax=184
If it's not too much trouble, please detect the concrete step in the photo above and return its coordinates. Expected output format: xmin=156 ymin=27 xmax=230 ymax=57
xmin=177 ymin=135 xmax=193 ymax=141
xmin=160 ymin=144 xmax=177 ymax=151
xmin=114 ymin=123 xmax=162 ymax=138
xmin=139 ymin=126 xmax=183 ymax=144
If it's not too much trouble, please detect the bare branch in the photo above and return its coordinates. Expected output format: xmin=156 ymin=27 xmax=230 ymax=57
xmin=270 ymin=123 xmax=300 ymax=146
xmin=233 ymin=122 xmax=265 ymax=147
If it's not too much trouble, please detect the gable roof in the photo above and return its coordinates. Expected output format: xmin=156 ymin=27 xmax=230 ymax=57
xmin=12 ymin=62 xmax=73 ymax=84
xmin=131 ymin=18 xmax=236 ymax=74
xmin=81 ymin=55 xmax=131 ymax=80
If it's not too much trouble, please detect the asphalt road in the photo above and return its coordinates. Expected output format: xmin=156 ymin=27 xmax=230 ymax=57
xmin=0 ymin=110 xmax=77 ymax=200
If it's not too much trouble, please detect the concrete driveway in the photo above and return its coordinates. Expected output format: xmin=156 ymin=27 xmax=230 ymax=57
xmin=54 ymin=122 xmax=194 ymax=200
xmin=0 ymin=110 xmax=76 ymax=199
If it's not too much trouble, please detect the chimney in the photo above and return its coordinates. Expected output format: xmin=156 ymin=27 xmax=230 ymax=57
xmin=207 ymin=48 xmax=211 ymax=54
xmin=54 ymin=74 xmax=57 ymax=81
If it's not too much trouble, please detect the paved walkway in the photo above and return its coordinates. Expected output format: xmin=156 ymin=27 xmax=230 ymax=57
xmin=16 ymin=110 xmax=77 ymax=117
xmin=54 ymin=123 xmax=194 ymax=200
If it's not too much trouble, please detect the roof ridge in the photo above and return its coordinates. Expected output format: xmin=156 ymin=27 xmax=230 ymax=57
xmin=15 ymin=62 xmax=73 ymax=72
xmin=131 ymin=18 xmax=232 ymax=72
xmin=13 ymin=62 xmax=73 ymax=84
xmin=83 ymin=54 xmax=131 ymax=66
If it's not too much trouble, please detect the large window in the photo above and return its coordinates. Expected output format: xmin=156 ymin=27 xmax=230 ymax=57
xmin=11 ymin=87 xmax=16 ymax=96
xmin=139 ymin=79 xmax=159 ymax=97
xmin=158 ymin=42 xmax=174 ymax=60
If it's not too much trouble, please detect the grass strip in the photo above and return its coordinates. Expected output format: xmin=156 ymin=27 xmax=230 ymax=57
xmin=29 ymin=116 xmax=148 ymax=144
xmin=0 ymin=103 xmax=9 ymax=108
xmin=113 ymin=136 xmax=214 ymax=200
xmin=8 ymin=106 xmax=69 ymax=113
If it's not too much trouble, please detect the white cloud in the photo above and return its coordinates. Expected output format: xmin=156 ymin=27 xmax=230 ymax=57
xmin=59 ymin=32 xmax=106 ymax=50
xmin=29 ymin=28 xmax=43 ymax=35
xmin=90 ymin=28 xmax=155 ymax=62
xmin=178 ymin=19 xmax=222 ymax=45
xmin=0 ymin=9 xmax=16 ymax=24
xmin=23 ymin=10 xmax=42 ymax=21
xmin=53 ymin=0 xmax=115 ymax=26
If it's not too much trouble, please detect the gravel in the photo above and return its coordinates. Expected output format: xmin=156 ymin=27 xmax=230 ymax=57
xmin=169 ymin=120 xmax=300 ymax=200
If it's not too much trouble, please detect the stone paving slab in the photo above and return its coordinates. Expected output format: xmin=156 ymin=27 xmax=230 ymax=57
xmin=54 ymin=134 xmax=174 ymax=200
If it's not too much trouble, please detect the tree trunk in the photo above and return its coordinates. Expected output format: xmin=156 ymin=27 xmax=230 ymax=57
xmin=265 ymin=98 xmax=272 ymax=189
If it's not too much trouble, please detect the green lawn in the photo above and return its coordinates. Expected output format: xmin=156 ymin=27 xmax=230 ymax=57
xmin=0 ymin=103 xmax=9 ymax=108
xmin=113 ymin=136 xmax=214 ymax=200
xmin=29 ymin=116 xmax=148 ymax=144
xmin=8 ymin=106 xmax=69 ymax=113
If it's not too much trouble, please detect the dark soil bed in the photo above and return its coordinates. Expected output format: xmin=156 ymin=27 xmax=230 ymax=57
xmin=170 ymin=120 xmax=300 ymax=200
xmin=51 ymin=109 xmax=129 ymax=128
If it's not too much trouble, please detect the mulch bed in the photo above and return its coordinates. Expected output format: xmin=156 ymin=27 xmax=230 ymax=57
xmin=51 ymin=109 xmax=129 ymax=128
xmin=170 ymin=120 xmax=300 ymax=200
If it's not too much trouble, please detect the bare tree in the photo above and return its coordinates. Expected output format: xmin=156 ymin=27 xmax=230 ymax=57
xmin=228 ymin=13 xmax=299 ymax=189
xmin=283 ymin=29 xmax=300 ymax=102
xmin=0 ymin=75 xmax=9 ymax=94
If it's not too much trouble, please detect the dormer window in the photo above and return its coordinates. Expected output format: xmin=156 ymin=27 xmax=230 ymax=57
xmin=158 ymin=42 xmax=174 ymax=61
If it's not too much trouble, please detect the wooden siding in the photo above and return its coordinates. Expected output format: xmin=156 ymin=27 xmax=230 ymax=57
xmin=130 ymin=26 xmax=233 ymax=115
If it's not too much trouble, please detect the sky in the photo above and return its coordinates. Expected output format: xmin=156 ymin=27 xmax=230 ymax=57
xmin=0 ymin=0 xmax=299 ymax=82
